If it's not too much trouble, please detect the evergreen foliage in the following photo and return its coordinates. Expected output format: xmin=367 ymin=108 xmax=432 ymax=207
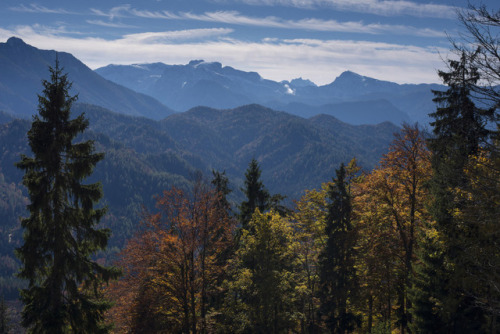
xmin=15 ymin=60 xmax=119 ymax=333
xmin=423 ymin=52 xmax=493 ymax=332
xmin=238 ymin=158 xmax=270 ymax=230
xmin=318 ymin=164 xmax=360 ymax=333
xmin=211 ymin=169 xmax=232 ymax=214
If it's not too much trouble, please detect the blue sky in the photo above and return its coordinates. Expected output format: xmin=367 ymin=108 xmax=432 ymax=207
xmin=0 ymin=0 xmax=497 ymax=85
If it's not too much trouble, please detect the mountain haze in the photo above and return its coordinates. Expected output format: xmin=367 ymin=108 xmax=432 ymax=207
xmin=159 ymin=104 xmax=399 ymax=197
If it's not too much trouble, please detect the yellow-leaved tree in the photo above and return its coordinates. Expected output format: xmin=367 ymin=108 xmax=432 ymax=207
xmin=353 ymin=124 xmax=432 ymax=333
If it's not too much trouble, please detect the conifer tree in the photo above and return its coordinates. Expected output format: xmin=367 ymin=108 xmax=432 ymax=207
xmin=16 ymin=60 xmax=119 ymax=333
xmin=318 ymin=164 xmax=360 ymax=333
xmin=238 ymin=159 xmax=270 ymax=230
xmin=211 ymin=169 xmax=232 ymax=214
xmin=422 ymin=52 xmax=493 ymax=332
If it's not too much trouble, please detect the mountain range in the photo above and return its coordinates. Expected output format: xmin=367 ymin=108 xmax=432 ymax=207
xmin=96 ymin=60 xmax=444 ymax=126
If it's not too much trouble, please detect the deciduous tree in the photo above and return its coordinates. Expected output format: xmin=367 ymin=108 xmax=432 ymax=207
xmin=353 ymin=125 xmax=431 ymax=332
xmin=223 ymin=210 xmax=301 ymax=333
xmin=107 ymin=185 xmax=235 ymax=333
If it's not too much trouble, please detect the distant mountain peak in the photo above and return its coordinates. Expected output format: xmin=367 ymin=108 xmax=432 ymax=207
xmin=188 ymin=60 xmax=223 ymax=71
xmin=6 ymin=37 xmax=27 ymax=46
xmin=289 ymin=77 xmax=317 ymax=88
xmin=336 ymin=70 xmax=365 ymax=81
xmin=189 ymin=59 xmax=204 ymax=66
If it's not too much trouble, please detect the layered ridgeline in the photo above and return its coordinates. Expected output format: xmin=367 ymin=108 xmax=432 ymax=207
xmin=96 ymin=60 xmax=443 ymax=125
xmin=0 ymin=103 xmax=398 ymax=217
xmin=0 ymin=37 xmax=174 ymax=119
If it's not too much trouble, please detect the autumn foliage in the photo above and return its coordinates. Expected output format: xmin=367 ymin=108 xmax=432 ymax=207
xmin=107 ymin=184 xmax=235 ymax=333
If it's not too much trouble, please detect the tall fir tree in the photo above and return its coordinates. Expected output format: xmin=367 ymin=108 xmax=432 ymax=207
xmin=318 ymin=164 xmax=360 ymax=333
xmin=420 ymin=51 xmax=493 ymax=332
xmin=16 ymin=60 xmax=120 ymax=333
xmin=238 ymin=158 xmax=270 ymax=230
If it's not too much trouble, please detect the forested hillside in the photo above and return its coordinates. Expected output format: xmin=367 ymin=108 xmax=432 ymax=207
xmin=0 ymin=102 xmax=398 ymax=301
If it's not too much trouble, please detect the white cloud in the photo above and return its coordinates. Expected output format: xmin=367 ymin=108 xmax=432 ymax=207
xmin=112 ymin=7 xmax=445 ymax=37
xmin=87 ymin=20 xmax=137 ymax=29
xmin=213 ymin=0 xmax=458 ymax=19
xmin=0 ymin=26 xmax=447 ymax=85
xmin=187 ymin=11 xmax=445 ymax=37
xmin=90 ymin=5 xmax=180 ymax=20
xmin=90 ymin=5 xmax=132 ymax=20
xmin=9 ymin=4 xmax=75 ymax=15
xmin=121 ymin=28 xmax=234 ymax=43
xmin=130 ymin=9 xmax=181 ymax=19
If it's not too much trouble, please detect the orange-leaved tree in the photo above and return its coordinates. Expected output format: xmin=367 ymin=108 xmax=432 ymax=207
xmin=106 ymin=184 xmax=236 ymax=333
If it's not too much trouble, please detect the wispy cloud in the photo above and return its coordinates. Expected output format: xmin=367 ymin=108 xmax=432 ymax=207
xmin=179 ymin=10 xmax=445 ymax=37
xmin=121 ymin=28 xmax=234 ymax=43
xmin=100 ymin=6 xmax=445 ymax=37
xmin=87 ymin=20 xmax=137 ymax=29
xmin=213 ymin=0 xmax=458 ymax=19
xmin=90 ymin=5 xmax=132 ymax=20
xmin=0 ymin=26 xmax=447 ymax=85
xmin=10 ymin=4 xmax=75 ymax=15
xmin=90 ymin=5 xmax=179 ymax=20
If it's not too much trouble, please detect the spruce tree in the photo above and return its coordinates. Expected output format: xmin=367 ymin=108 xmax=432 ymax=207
xmin=238 ymin=158 xmax=270 ymax=230
xmin=16 ymin=60 xmax=120 ymax=333
xmin=421 ymin=52 xmax=493 ymax=332
xmin=318 ymin=164 xmax=359 ymax=333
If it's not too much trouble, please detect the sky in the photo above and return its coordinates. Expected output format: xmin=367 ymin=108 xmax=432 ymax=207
xmin=0 ymin=0 xmax=497 ymax=85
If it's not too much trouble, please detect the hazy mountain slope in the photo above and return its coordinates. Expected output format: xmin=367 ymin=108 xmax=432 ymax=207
xmin=0 ymin=109 xmax=197 ymax=246
xmin=272 ymin=99 xmax=410 ymax=125
xmin=0 ymin=110 xmax=14 ymax=124
xmin=0 ymin=37 xmax=174 ymax=119
xmin=160 ymin=104 xmax=400 ymax=198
